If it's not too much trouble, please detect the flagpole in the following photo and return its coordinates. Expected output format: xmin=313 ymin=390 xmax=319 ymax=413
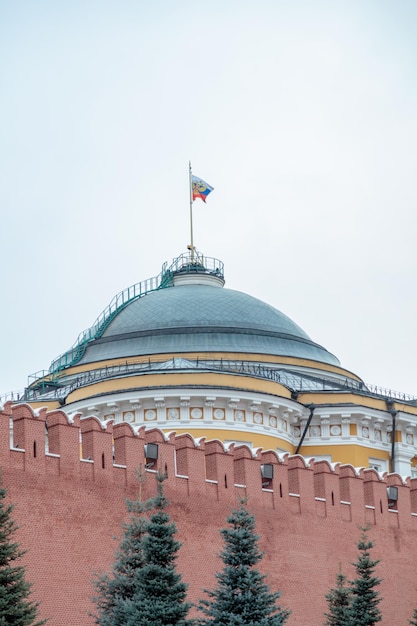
xmin=188 ymin=161 xmax=195 ymax=262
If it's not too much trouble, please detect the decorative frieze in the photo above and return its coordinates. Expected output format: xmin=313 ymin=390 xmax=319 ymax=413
xmin=58 ymin=389 xmax=417 ymax=474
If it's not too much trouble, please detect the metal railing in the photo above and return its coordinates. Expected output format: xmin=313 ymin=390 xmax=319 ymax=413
xmin=18 ymin=356 xmax=417 ymax=405
xmin=0 ymin=390 xmax=25 ymax=404
xmin=40 ymin=252 xmax=224 ymax=377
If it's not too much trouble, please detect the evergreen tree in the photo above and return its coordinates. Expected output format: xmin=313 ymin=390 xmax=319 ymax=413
xmin=93 ymin=507 xmax=149 ymax=625
xmin=198 ymin=503 xmax=290 ymax=625
xmin=93 ymin=472 xmax=192 ymax=626
xmin=0 ymin=480 xmax=46 ymax=625
xmin=409 ymin=608 xmax=417 ymax=625
xmin=324 ymin=569 xmax=351 ymax=626
xmin=347 ymin=528 xmax=382 ymax=626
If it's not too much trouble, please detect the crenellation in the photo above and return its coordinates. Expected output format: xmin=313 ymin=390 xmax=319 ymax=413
xmin=409 ymin=477 xmax=417 ymax=514
xmin=363 ymin=467 xmax=379 ymax=508
xmin=339 ymin=464 xmax=364 ymax=523
xmin=363 ymin=468 xmax=394 ymax=526
xmin=232 ymin=443 xmax=253 ymax=490
xmin=80 ymin=416 xmax=114 ymax=483
xmin=12 ymin=403 xmax=47 ymax=471
xmin=0 ymin=403 xmax=12 ymax=461
xmin=232 ymin=444 xmax=261 ymax=504
xmin=1 ymin=402 xmax=417 ymax=524
xmin=313 ymin=459 xmax=341 ymax=518
xmin=174 ymin=433 xmax=195 ymax=478
xmin=113 ymin=421 xmax=140 ymax=472
xmin=204 ymin=439 xmax=236 ymax=503
xmin=288 ymin=454 xmax=314 ymax=506
xmin=47 ymin=410 xmax=81 ymax=477
xmin=144 ymin=427 xmax=175 ymax=478
xmin=175 ymin=434 xmax=207 ymax=499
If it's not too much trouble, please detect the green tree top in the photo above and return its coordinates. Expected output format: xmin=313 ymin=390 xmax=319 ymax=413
xmin=324 ymin=568 xmax=351 ymax=626
xmin=0 ymin=480 xmax=46 ymax=625
xmin=198 ymin=502 xmax=290 ymax=625
xmin=347 ymin=528 xmax=382 ymax=626
xmin=93 ymin=472 xmax=192 ymax=626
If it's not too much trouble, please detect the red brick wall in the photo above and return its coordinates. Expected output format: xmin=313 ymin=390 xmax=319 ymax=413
xmin=1 ymin=402 xmax=416 ymax=626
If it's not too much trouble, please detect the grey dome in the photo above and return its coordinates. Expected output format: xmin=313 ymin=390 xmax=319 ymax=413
xmin=78 ymin=283 xmax=340 ymax=367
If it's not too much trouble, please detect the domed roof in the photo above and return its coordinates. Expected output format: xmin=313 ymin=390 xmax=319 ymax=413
xmin=77 ymin=279 xmax=340 ymax=367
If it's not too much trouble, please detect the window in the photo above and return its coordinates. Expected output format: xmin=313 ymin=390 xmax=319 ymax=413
xmin=369 ymin=457 xmax=388 ymax=473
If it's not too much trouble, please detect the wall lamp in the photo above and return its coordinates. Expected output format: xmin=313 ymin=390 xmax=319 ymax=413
xmin=387 ymin=486 xmax=398 ymax=508
xmin=144 ymin=443 xmax=159 ymax=468
xmin=261 ymin=463 xmax=274 ymax=487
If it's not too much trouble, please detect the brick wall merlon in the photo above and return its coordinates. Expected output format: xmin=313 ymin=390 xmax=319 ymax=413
xmin=46 ymin=409 xmax=80 ymax=428
xmin=231 ymin=444 xmax=253 ymax=461
xmin=204 ymin=439 xmax=227 ymax=455
xmin=174 ymin=433 xmax=198 ymax=451
xmin=386 ymin=473 xmax=405 ymax=486
xmin=288 ymin=454 xmax=310 ymax=470
xmin=260 ymin=450 xmax=280 ymax=464
xmin=11 ymin=403 xmax=47 ymax=462
xmin=80 ymin=417 xmax=114 ymax=478
xmin=313 ymin=459 xmax=335 ymax=475
xmin=113 ymin=422 xmax=143 ymax=473
xmin=143 ymin=427 xmax=166 ymax=444
xmin=113 ymin=422 xmax=136 ymax=440
xmin=12 ymin=403 xmax=46 ymax=422
xmin=80 ymin=416 xmax=113 ymax=434
xmin=3 ymin=403 xmax=417 ymax=523
xmin=339 ymin=463 xmax=359 ymax=478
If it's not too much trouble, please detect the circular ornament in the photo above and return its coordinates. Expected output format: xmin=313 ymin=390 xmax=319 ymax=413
xmin=168 ymin=408 xmax=179 ymax=420
xmin=330 ymin=425 xmax=341 ymax=436
xmin=191 ymin=408 xmax=203 ymax=419
xmin=292 ymin=426 xmax=301 ymax=437
xmin=214 ymin=409 xmax=225 ymax=420
xmin=253 ymin=412 xmax=263 ymax=424
xmin=145 ymin=409 xmax=156 ymax=421
xmin=362 ymin=426 xmax=369 ymax=438
xmin=269 ymin=416 xmax=277 ymax=428
xmin=124 ymin=411 xmax=134 ymax=423
xmin=235 ymin=410 xmax=245 ymax=422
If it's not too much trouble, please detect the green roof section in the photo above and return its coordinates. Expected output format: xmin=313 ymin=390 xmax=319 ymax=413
xmin=29 ymin=252 xmax=224 ymax=384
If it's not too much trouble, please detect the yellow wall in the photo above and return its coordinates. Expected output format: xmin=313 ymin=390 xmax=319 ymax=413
xmin=168 ymin=428 xmax=294 ymax=454
xmin=64 ymin=371 xmax=294 ymax=404
xmin=41 ymin=351 xmax=362 ymax=385
xmin=295 ymin=443 xmax=390 ymax=468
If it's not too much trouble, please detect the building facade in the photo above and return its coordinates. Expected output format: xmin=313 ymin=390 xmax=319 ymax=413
xmin=2 ymin=249 xmax=417 ymax=625
xmin=21 ymin=250 xmax=417 ymax=476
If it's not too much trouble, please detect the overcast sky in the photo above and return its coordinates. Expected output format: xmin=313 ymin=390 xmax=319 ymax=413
xmin=1 ymin=1 xmax=417 ymax=398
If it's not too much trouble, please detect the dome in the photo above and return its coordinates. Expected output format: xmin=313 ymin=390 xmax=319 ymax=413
xmin=77 ymin=279 xmax=340 ymax=367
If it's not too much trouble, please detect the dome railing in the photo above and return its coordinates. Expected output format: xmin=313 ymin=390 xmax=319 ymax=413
xmin=30 ymin=252 xmax=225 ymax=383
xmin=20 ymin=356 xmax=417 ymax=404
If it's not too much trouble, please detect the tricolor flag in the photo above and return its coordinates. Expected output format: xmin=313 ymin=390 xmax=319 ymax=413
xmin=191 ymin=175 xmax=214 ymax=203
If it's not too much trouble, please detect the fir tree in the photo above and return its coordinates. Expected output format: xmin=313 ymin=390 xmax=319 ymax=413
xmin=324 ymin=569 xmax=351 ymax=626
xmin=93 ymin=507 xmax=149 ymax=626
xmin=198 ymin=502 xmax=290 ymax=625
xmin=409 ymin=609 xmax=417 ymax=625
xmin=0 ymin=480 xmax=46 ymax=625
xmin=93 ymin=472 xmax=192 ymax=626
xmin=347 ymin=528 xmax=382 ymax=626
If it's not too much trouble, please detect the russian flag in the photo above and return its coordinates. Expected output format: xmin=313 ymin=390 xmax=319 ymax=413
xmin=192 ymin=175 xmax=214 ymax=203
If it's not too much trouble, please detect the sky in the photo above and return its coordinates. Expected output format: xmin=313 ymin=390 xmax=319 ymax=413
xmin=1 ymin=0 xmax=417 ymax=398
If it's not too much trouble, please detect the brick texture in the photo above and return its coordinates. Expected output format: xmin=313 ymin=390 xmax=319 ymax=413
xmin=1 ymin=402 xmax=416 ymax=626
